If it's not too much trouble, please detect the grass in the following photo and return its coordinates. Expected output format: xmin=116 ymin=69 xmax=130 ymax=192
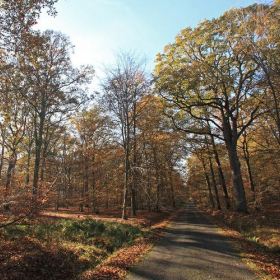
xmin=0 ymin=218 xmax=144 ymax=279
xmin=0 ymin=207 xmax=181 ymax=279
xmin=3 ymin=218 xmax=142 ymax=246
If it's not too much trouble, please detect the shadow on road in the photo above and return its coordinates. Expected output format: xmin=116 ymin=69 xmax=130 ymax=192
xmin=126 ymin=204 xmax=258 ymax=280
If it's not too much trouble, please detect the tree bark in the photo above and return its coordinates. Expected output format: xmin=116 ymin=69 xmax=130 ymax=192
xmin=210 ymin=134 xmax=231 ymax=209
xmin=208 ymin=155 xmax=221 ymax=210
xmin=25 ymin=144 xmax=32 ymax=184
xmin=33 ymin=95 xmax=46 ymax=195
xmin=147 ymin=178 xmax=152 ymax=212
xmin=84 ymin=154 xmax=89 ymax=195
xmin=205 ymin=136 xmax=221 ymax=209
xmin=131 ymin=108 xmax=137 ymax=216
xmin=242 ymin=133 xmax=256 ymax=205
xmin=228 ymin=144 xmax=247 ymax=212
xmin=222 ymin=114 xmax=248 ymax=213
xmin=55 ymin=184 xmax=60 ymax=211
xmin=0 ymin=137 xmax=5 ymax=179
xmin=153 ymin=147 xmax=161 ymax=212
xmin=122 ymin=131 xmax=130 ymax=219
xmin=91 ymin=149 xmax=99 ymax=213
xmin=201 ymin=157 xmax=215 ymax=208
xmin=40 ymin=139 xmax=49 ymax=183
xmin=168 ymin=167 xmax=176 ymax=208
xmin=5 ymin=152 xmax=17 ymax=193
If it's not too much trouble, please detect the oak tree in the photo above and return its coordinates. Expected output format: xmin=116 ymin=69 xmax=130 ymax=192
xmin=154 ymin=6 xmax=264 ymax=212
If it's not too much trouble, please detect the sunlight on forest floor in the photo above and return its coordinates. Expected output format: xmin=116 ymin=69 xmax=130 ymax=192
xmin=0 ymin=207 xmax=182 ymax=279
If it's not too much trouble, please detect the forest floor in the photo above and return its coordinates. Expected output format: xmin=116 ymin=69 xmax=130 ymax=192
xmin=0 ymin=204 xmax=279 ymax=279
xmin=0 ymin=206 xmax=183 ymax=279
xmin=198 ymin=202 xmax=280 ymax=279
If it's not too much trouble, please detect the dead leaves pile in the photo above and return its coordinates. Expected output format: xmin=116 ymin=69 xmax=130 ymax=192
xmin=0 ymin=237 xmax=79 ymax=279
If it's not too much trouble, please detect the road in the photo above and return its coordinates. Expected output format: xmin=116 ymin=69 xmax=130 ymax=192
xmin=126 ymin=204 xmax=258 ymax=280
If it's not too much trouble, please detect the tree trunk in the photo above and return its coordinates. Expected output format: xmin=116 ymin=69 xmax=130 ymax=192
xmin=222 ymin=115 xmax=248 ymax=213
xmin=0 ymin=139 xmax=5 ymax=179
xmin=91 ymin=150 xmax=99 ymax=213
xmin=131 ymin=186 xmax=136 ymax=215
xmin=33 ymin=97 xmax=46 ymax=195
xmin=122 ymin=140 xmax=130 ymax=219
xmin=205 ymin=136 xmax=221 ymax=209
xmin=147 ymin=177 xmax=152 ymax=212
xmin=40 ymin=157 xmax=45 ymax=182
xmin=131 ymin=111 xmax=137 ymax=216
xmin=153 ymin=147 xmax=161 ymax=212
xmin=25 ymin=146 xmax=31 ymax=184
xmin=65 ymin=167 xmax=72 ymax=209
xmin=40 ymin=140 xmax=49 ymax=183
xmin=122 ymin=164 xmax=128 ymax=219
xmin=33 ymin=135 xmax=42 ymax=195
xmin=55 ymin=185 xmax=60 ymax=211
xmin=84 ymin=154 xmax=89 ymax=196
xmin=168 ymin=167 xmax=176 ymax=208
xmin=210 ymin=134 xmax=230 ymax=209
xmin=143 ymin=137 xmax=151 ymax=212
xmin=5 ymin=152 xmax=17 ymax=193
xmin=242 ymin=134 xmax=256 ymax=205
xmin=201 ymin=157 xmax=215 ymax=208
xmin=226 ymin=142 xmax=247 ymax=212
xmin=208 ymin=155 xmax=221 ymax=210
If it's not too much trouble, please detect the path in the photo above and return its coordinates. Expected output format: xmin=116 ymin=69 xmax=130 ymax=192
xmin=127 ymin=204 xmax=258 ymax=280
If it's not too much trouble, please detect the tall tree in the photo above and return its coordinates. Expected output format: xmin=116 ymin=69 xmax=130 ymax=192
xmin=101 ymin=51 xmax=149 ymax=218
xmin=9 ymin=30 xmax=94 ymax=195
xmin=154 ymin=6 xmax=265 ymax=212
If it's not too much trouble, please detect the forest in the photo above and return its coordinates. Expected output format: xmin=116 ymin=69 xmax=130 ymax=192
xmin=0 ymin=0 xmax=280 ymax=279
xmin=0 ymin=0 xmax=188 ymax=220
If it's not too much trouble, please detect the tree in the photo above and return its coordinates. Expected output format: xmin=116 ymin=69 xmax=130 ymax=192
xmin=0 ymin=91 xmax=28 ymax=193
xmin=195 ymin=150 xmax=215 ymax=208
xmin=208 ymin=128 xmax=230 ymax=209
xmin=0 ymin=0 xmax=57 ymax=50
xmin=73 ymin=106 xmax=112 ymax=213
xmin=137 ymin=95 xmax=186 ymax=211
xmin=0 ymin=60 xmax=31 ymax=211
xmin=7 ymin=30 xmax=94 ymax=195
xmin=154 ymin=5 xmax=265 ymax=212
xmin=238 ymin=3 xmax=280 ymax=145
xmin=101 ymin=51 xmax=150 ymax=218
xmin=0 ymin=0 xmax=57 ymax=92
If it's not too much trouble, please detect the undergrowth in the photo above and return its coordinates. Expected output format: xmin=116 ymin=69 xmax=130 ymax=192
xmin=0 ymin=218 xmax=144 ymax=279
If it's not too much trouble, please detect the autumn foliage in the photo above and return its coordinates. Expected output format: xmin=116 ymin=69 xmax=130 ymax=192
xmin=0 ymin=0 xmax=280 ymax=279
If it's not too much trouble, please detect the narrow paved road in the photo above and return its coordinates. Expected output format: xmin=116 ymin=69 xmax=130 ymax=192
xmin=127 ymin=204 xmax=258 ymax=280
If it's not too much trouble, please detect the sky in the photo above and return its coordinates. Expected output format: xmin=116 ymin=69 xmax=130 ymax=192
xmin=36 ymin=0 xmax=266 ymax=90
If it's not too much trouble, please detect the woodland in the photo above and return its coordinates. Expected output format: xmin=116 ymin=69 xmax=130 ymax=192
xmin=0 ymin=0 xmax=280 ymax=279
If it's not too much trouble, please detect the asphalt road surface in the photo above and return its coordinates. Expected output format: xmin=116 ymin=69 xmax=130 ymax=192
xmin=127 ymin=203 xmax=259 ymax=280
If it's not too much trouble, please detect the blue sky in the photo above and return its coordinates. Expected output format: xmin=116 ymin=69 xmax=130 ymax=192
xmin=36 ymin=0 xmax=265 ymax=89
